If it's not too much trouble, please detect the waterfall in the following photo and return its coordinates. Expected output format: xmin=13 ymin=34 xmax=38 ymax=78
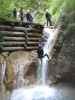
xmin=10 ymin=27 xmax=59 ymax=100
xmin=38 ymin=27 xmax=59 ymax=84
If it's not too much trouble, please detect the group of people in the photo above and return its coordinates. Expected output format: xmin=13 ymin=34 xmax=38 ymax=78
xmin=13 ymin=8 xmax=52 ymax=61
xmin=13 ymin=8 xmax=52 ymax=26
xmin=13 ymin=8 xmax=33 ymax=23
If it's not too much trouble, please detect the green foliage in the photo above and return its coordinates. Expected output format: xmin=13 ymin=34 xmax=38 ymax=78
xmin=0 ymin=0 xmax=75 ymax=23
xmin=50 ymin=0 xmax=75 ymax=23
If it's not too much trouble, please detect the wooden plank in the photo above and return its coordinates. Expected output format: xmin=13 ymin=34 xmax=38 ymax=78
xmin=0 ymin=42 xmax=25 ymax=47
xmin=27 ymin=29 xmax=43 ymax=33
xmin=0 ymin=26 xmax=25 ymax=32
xmin=27 ymin=41 xmax=39 ymax=46
xmin=27 ymin=32 xmax=42 ymax=35
xmin=0 ymin=31 xmax=42 ymax=37
xmin=1 ymin=33 xmax=25 ymax=37
xmin=0 ymin=41 xmax=25 ymax=44
xmin=27 ymin=33 xmax=42 ymax=38
xmin=0 ymin=26 xmax=42 ymax=34
xmin=3 ymin=37 xmax=40 ymax=42
xmin=1 ymin=47 xmax=25 ymax=52
xmin=26 ymin=46 xmax=38 ymax=50
xmin=27 ymin=37 xmax=40 ymax=42
xmin=3 ymin=37 xmax=25 ymax=41
xmin=0 ymin=21 xmax=44 ymax=29
xmin=0 ymin=31 xmax=24 ymax=34
xmin=0 ymin=46 xmax=38 ymax=52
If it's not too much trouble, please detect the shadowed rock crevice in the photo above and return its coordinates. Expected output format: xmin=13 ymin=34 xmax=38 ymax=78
xmin=48 ymin=17 xmax=75 ymax=82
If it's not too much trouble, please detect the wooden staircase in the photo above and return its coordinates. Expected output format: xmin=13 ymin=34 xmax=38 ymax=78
xmin=0 ymin=21 xmax=43 ymax=52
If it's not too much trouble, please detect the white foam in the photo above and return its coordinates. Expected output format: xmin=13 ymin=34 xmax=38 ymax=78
xmin=10 ymin=85 xmax=56 ymax=100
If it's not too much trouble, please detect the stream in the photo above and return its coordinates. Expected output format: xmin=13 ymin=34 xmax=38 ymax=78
xmin=1 ymin=27 xmax=75 ymax=100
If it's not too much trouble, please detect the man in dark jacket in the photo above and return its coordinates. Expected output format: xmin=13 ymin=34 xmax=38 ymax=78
xmin=37 ymin=46 xmax=44 ymax=59
xmin=37 ymin=44 xmax=49 ymax=61
xmin=26 ymin=10 xmax=33 ymax=23
xmin=13 ymin=8 xmax=17 ymax=18
xmin=20 ymin=8 xmax=24 ymax=22
xmin=45 ymin=10 xmax=52 ymax=26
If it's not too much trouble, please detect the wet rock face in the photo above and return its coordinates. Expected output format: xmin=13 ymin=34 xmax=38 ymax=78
xmin=48 ymin=24 xmax=75 ymax=82
xmin=0 ymin=51 xmax=38 ymax=91
xmin=13 ymin=51 xmax=38 ymax=87
xmin=24 ymin=60 xmax=38 ymax=85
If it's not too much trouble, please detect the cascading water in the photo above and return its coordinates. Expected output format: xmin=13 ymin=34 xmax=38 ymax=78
xmin=0 ymin=60 xmax=6 ymax=91
xmin=41 ymin=27 xmax=52 ymax=84
xmin=38 ymin=27 xmax=58 ymax=84
xmin=10 ymin=27 xmax=59 ymax=100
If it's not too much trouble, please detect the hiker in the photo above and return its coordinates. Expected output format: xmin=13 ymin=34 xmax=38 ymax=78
xmin=13 ymin=8 xmax=17 ymax=18
xmin=19 ymin=8 xmax=24 ymax=22
xmin=37 ymin=45 xmax=44 ymax=59
xmin=45 ymin=9 xmax=52 ymax=26
xmin=26 ymin=10 xmax=33 ymax=23
xmin=37 ymin=43 xmax=49 ymax=62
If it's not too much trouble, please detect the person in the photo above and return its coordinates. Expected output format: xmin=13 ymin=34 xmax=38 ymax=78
xmin=45 ymin=9 xmax=52 ymax=26
xmin=13 ymin=8 xmax=17 ymax=18
xmin=19 ymin=8 xmax=24 ymax=22
xmin=26 ymin=10 xmax=33 ymax=23
xmin=37 ymin=45 xmax=44 ymax=59
xmin=37 ymin=43 xmax=49 ymax=61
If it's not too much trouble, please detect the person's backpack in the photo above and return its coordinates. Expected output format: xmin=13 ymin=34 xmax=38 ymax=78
xmin=26 ymin=13 xmax=33 ymax=22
